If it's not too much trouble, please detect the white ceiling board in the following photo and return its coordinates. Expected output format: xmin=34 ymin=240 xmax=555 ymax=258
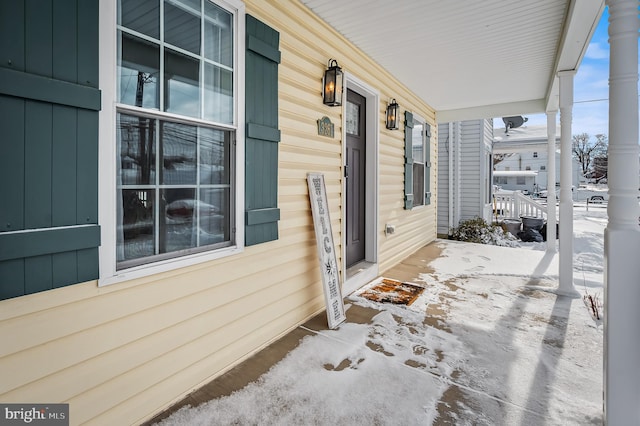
xmin=300 ymin=0 xmax=604 ymax=121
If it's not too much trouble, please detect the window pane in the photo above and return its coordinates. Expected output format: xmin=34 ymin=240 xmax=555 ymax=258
xmin=204 ymin=63 xmax=233 ymax=124
xmin=161 ymin=121 xmax=197 ymax=185
xmin=162 ymin=188 xmax=197 ymax=252
xmin=119 ymin=32 xmax=160 ymax=108
xmin=199 ymin=188 xmax=230 ymax=245
xmin=119 ymin=0 xmax=160 ymax=39
xmin=164 ymin=0 xmax=201 ymax=55
xmin=164 ymin=48 xmax=201 ymax=118
xmin=200 ymin=127 xmax=230 ymax=184
xmin=346 ymin=101 xmax=359 ymax=135
xmin=413 ymin=163 xmax=425 ymax=206
xmin=204 ymin=1 xmax=233 ymax=66
xmin=116 ymin=0 xmax=236 ymax=269
xmin=412 ymin=123 xmax=423 ymax=162
xmin=118 ymin=189 xmax=156 ymax=261
xmin=118 ymin=114 xmax=157 ymax=185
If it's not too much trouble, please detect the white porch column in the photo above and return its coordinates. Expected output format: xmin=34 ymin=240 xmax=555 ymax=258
xmin=604 ymin=0 xmax=640 ymax=423
xmin=558 ymin=71 xmax=578 ymax=295
xmin=546 ymin=110 xmax=557 ymax=251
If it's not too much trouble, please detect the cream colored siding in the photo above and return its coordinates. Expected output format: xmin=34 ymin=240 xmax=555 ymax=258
xmin=0 ymin=1 xmax=437 ymax=424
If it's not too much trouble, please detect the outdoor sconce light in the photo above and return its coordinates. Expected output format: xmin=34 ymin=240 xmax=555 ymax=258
xmin=386 ymin=98 xmax=400 ymax=130
xmin=323 ymin=59 xmax=343 ymax=106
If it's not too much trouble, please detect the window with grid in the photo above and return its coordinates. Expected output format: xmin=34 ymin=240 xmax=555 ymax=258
xmin=116 ymin=0 xmax=236 ymax=269
xmin=412 ymin=121 xmax=426 ymax=206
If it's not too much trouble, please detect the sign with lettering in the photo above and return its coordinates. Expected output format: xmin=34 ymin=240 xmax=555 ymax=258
xmin=317 ymin=116 xmax=335 ymax=138
xmin=307 ymin=172 xmax=346 ymax=329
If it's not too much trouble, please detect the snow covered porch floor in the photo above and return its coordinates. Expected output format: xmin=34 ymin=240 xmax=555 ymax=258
xmin=148 ymin=240 xmax=603 ymax=425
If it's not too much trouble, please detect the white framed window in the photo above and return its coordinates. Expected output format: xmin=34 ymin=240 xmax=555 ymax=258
xmin=533 ymin=151 xmax=538 ymax=158
xmin=100 ymin=0 xmax=245 ymax=285
xmin=494 ymin=176 xmax=508 ymax=185
xmin=412 ymin=118 xmax=426 ymax=207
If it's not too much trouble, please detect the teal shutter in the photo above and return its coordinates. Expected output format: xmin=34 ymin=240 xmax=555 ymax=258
xmin=404 ymin=111 xmax=414 ymax=210
xmin=0 ymin=0 xmax=100 ymax=300
xmin=425 ymin=123 xmax=432 ymax=205
xmin=245 ymin=15 xmax=281 ymax=246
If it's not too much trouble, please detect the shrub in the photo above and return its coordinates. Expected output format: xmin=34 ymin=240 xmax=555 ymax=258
xmin=450 ymin=217 xmax=519 ymax=247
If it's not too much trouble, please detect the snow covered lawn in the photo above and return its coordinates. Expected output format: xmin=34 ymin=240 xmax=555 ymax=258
xmin=155 ymin=206 xmax=605 ymax=425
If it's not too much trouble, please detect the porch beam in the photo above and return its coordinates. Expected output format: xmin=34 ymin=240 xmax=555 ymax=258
xmin=558 ymin=71 xmax=579 ymax=296
xmin=546 ymin=110 xmax=557 ymax=251
xmin=604 ymin=0 xmax=640 ymax=423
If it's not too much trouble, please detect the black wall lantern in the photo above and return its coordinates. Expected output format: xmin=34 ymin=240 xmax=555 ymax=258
xmin=323 ymin=59 xmax=343 ymax=106
xmin=386 ymin=98 xmax=399 ymax=130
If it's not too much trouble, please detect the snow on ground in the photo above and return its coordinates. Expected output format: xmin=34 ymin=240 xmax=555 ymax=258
xmin=156 ymin=205 xmax=605 ymax=425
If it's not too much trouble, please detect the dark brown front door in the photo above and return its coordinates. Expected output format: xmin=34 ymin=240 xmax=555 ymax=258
xmin=346 ymin=89 xmax=366 ymax=267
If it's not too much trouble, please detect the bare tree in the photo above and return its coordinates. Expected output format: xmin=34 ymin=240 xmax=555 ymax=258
xmin=492 ymin=153 xmax=512 ymax=168
xmin=572 ymin=133 xmax=608 ymax=179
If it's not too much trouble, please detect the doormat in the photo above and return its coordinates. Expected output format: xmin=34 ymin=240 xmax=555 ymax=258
xmin=359 ymin=278 xmax=425 ymax=306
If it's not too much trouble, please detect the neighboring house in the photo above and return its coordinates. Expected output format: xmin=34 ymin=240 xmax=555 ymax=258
xmin=493 ymin=170 xmax=538 ymax=193
xmin=0 ymin=1 xmax=610 ymax=425
xmin=590 ymin=156 xmax=608 ymax=182
xmin=437 ymin=119 xmax=493 ymax=236
xmin=493 ymin=124 xmax=583 ymax=190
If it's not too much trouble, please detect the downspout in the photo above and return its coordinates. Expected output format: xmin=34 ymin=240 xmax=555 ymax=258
xmin=453 ymin=122 xmax=461 ymax=228
xmin=448 ymin=122 xmax=454 ymax=233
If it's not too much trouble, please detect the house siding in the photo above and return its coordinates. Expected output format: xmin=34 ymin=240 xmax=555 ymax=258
xmin=437 ymin=123 xmax=451 ymax=235
xmin=480 ymin=118 xmax=494 ymax=221
xmin=459 ymin=121 xmax=482 ymax=220
xmin=437 ymin=119 xmax=493 ymax=236
xmin=0 ymin=1 xmax=437 ymax=425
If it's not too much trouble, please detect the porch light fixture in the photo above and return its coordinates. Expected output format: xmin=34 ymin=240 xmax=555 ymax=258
xmin=386 ymin=98 xmax=400 ymax=130
xmin=323 ymin=59 xmax=343 ymax=106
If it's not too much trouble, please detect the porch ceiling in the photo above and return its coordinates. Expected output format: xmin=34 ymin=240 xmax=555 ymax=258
xmin=300 ymin=0 xmax=604 ymax=123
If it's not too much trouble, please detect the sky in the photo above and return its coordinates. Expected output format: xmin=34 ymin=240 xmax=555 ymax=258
xmin=155 ymin=192 xmax=606 ymax=425
xmin=496 ymin=8 xmax=615 ymax=140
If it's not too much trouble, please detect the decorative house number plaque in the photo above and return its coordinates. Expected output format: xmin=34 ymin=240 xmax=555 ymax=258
xmin=317 ymin=116 xmax=335 ymax=138
xmin=307 ymin=172 xmax=346 ymax=329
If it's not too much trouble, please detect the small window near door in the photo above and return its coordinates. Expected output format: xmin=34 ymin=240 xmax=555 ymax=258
xmin=403 ymin=112 xmax=430 ymax=209
xmin=412 ymin=121 xmax=425 ymax=206
xmin=346 ymin=102 xmax=360 ymax=135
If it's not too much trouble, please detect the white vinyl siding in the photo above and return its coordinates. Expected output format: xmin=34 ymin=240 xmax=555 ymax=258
xmin=437 ymin=119 xmax=493 ymax=235
xmin=436 ymin=122 xmax=451 ymax=235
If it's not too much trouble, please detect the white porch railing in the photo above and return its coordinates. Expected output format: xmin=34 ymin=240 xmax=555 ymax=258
xmin=493 ymin=190 xmax=547 ymax=221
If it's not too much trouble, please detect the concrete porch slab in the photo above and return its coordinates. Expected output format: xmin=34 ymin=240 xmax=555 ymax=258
xmin=144 ymin=240 xmax=603 ymax=425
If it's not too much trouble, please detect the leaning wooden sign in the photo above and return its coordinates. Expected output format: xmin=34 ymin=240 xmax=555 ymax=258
xmin=307 ymin=172 xmax=346 ymax=329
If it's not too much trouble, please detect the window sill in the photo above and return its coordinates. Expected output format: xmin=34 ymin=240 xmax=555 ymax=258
xmin=98 ymin=244 xmax=243 ymax=287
